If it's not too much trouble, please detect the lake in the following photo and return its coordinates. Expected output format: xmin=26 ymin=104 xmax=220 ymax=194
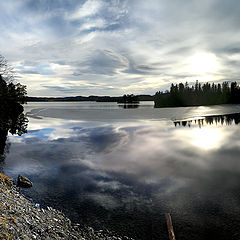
xmin=3 ymin=101 xmax=240 ymax=239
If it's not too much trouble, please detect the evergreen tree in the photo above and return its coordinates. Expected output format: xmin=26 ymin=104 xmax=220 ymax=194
xmin=154 ymin=80 xmax=240 ymax=108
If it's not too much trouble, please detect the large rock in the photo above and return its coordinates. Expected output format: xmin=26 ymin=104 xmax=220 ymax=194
xmin=17 ymin=175 xmax=33 ymax=188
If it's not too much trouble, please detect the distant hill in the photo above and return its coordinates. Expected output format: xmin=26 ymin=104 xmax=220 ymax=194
xmin=27 ymin=95 xmax=154 ymax=102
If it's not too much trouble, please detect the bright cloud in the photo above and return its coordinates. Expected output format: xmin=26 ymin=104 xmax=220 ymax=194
xmin=67 ymin=0 xmax=103 ymax=20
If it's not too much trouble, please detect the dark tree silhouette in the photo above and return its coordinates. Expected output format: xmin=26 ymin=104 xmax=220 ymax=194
xmin=117 ymin=94 xmax=139 ymax=104
xmin=154 ymin=81 xmax=240 ymax=108
xmin=0 ymin=55 xmax=28 ymax=158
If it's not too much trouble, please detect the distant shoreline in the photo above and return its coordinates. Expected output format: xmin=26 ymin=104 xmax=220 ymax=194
xmin=27 ymin=95 xmax=154 ymax=102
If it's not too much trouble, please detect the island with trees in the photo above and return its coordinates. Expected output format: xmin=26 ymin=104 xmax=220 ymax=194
xmin=154 ymin=81 xmax=240 ymax=108
xmin=117 ymin=94 xmax=139 ymax=104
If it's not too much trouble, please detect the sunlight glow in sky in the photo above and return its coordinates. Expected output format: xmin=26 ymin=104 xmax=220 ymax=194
xmin=0 ymin=0 xmax=240 ymax=96
xmin=187 ymin=52 xmax=219 ymax=75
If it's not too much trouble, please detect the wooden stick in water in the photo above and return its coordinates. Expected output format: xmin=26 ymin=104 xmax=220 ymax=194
xmin=165 ymin=213 xmax=176 ymax=240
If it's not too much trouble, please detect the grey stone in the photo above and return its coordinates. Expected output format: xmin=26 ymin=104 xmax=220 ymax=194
xmin=17 ymin=175 xmax=33 ymax=188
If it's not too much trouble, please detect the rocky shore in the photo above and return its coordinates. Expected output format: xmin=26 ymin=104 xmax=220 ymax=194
xmin=0 ymin=173 xmax=134 ymax=240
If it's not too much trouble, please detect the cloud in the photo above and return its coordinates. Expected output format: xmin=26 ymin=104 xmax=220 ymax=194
xmin=67 ymin=0 xmax=103 ymax=20
xmin=79 ymin=18 xmax=107 ymax=31
xmin=0 ymin=0 xmax=240 ymax=96
xmin=79 ymin=49 xmax=129 ymax=75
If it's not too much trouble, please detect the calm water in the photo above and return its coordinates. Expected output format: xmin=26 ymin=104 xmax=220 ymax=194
xmin=3 ymin=101 xmax=240 ymax=239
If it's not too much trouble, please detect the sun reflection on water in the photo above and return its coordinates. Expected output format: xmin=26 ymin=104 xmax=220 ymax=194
xmin=186 ymin=127 xmax=224 ymax=150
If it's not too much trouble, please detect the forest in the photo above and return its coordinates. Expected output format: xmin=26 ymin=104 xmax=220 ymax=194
xmin=154 ymin=81 xmax=240 ymax=107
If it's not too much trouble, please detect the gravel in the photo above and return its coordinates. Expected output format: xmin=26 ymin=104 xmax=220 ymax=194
xmin=0 ymin=174 xmax=134 ymax=240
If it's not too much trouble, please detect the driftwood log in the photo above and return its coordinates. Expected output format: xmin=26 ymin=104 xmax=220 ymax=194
xmin=165 ymin=213 xmax=176 ymax=240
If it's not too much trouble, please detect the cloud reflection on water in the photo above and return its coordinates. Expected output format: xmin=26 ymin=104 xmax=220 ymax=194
xmin=7 ymin=117 xmax=240 ymax=194
xmin=5 ymin=115 xmax=240 ymax=239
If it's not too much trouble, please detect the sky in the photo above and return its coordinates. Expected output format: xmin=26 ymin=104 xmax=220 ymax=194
xmin=1 ymin=0 xmax=240 ymax=97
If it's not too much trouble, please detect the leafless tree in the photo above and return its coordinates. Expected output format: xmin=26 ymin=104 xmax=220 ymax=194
xmin=0 ymin=55 xmax=16 ymax=83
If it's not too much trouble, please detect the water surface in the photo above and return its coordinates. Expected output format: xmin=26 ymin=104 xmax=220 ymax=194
xmin=3 ymin=102 xmax=240 ymax=239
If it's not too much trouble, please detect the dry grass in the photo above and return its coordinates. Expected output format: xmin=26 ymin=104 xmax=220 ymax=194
xmin=0 ymin=232 xmax=12 ymax=240
xmin=9 ymin=216 xmax=16 ymax=224
xmin=0 ymin=174 xmax=11 ymax=185
xmin=0 ymin=215 xmax=14 ymax=239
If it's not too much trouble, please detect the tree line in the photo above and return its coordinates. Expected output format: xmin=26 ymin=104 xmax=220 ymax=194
xmin=27 ymin=94 xmax=154 ymax=102
xmin=154 ymin=81 xmax=240 ymax=107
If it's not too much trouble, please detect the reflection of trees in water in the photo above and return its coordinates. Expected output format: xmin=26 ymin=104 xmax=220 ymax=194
xmin=174 ymin=113 xmax=240 ymax=127
xmin=118 ymin=104 xmax=140 ymax=109
xmin=0 ymin=113 xmax=28 ymax=157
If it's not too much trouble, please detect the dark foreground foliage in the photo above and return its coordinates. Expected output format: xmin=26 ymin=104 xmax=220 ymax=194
xmin=154 ymin=81 xmax=240 ymax=107
xmin=0 ymin=56 xmax=28 ymax=157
